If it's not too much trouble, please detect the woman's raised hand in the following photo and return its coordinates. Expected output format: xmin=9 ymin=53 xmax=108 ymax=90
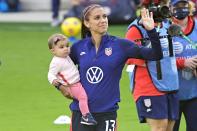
xmin=140 ymin=8 xmax=154 ymax=31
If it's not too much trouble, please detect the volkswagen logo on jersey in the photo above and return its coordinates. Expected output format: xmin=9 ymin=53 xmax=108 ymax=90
xmin=105 ymin=47 xmax=112 ymax=56
xmin=86 ymin=66 xmax=103 ymax=84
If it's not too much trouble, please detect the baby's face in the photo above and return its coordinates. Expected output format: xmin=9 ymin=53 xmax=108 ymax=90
xmin=52 ymin=39 xmax=70 ymax=58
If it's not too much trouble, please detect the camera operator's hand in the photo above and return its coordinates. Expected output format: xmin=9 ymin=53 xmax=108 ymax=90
xmin=140 ymin=8 xmax=154 ymax=31
xmin=184 ymin=57 xmax=197 ymax=70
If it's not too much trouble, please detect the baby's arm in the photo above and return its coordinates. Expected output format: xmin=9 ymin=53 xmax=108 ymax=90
xmin=48 ymin=59 xmax=61 ymax=85
xmin=48 ymin=59 xmax=73 ymax=99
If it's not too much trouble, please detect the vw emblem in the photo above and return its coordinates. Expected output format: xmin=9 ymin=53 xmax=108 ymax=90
xmin=86 ymin=66 xmax=103 ymax=84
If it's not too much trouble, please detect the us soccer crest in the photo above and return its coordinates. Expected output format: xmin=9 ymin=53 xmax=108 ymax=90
xmin=105 ymin=47 xmax=112 ymax=56
xmin=144 ymin=99 xmax=151 ymax=108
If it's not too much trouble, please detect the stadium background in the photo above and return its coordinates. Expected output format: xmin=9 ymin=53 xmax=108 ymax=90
xmin=0 ymin=0 xmax=186 ymax=130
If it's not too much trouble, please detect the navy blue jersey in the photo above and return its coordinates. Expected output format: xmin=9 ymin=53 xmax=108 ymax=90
xmin=70 ymin=29 xmax=162 ymax=113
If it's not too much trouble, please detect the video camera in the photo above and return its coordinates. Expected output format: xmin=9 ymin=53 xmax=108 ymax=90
xmin=148 ymin=0 xmax=171 ymax=22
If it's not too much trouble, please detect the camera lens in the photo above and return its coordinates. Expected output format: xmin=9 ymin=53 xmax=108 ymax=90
xmin=160 ymin=6 xmax=171 ymax=18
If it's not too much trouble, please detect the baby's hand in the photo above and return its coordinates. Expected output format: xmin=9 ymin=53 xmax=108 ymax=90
xmin=52 ymin=79 xmax=61 ymax=86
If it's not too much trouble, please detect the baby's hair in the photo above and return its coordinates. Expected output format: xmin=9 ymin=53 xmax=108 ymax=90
xmin=48 ymin=33 xmax=67 ymax=49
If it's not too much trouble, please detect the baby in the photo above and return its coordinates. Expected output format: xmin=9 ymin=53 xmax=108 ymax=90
xmin=47 ymin=33 xmax=97 ymax=125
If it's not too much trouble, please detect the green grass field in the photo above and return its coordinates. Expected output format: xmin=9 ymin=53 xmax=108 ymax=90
xmin=0 ymin=23 xmax=185 ymax=131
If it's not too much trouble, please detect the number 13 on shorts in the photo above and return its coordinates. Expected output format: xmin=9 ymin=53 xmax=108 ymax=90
xmin=105 ymin=120 xmax=116 ymax=131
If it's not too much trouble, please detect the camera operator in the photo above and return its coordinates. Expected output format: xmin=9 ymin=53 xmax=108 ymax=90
xmin=125 ymin=0 xmax=180 ymax=131
xmin=169 ymin=0 xmax=197 ymax=131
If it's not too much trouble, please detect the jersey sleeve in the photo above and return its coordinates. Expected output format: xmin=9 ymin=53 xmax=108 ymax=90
xmin=48 ymin=59 xmax=62 ymax=84
xmin=125 ymin=25 xmax=146 ymax=66
xmin=120 ymin=28 xmax=163 ymax=61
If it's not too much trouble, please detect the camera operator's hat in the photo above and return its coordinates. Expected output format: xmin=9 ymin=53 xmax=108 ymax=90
xmin=170 ymin=0 xmax=188 ymax=6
